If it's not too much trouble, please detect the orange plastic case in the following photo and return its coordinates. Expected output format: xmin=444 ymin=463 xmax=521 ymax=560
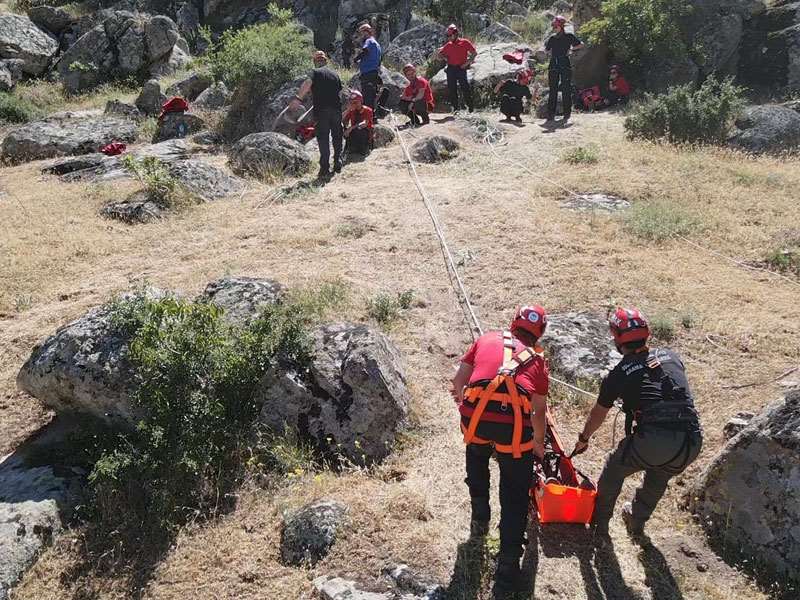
xmin=532 ymin=480 xmax=597 ymax=525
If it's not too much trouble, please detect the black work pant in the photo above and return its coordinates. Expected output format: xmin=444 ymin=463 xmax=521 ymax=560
xmin=500 ymin=96 xmax=524 ymax=119
xmin=547 ymin=66 xmax=573 ymax=119
xmin=314 ymin=107 xmax=342 ymax=172
xmin=446 ymin=65 xmax=473 ymax=111
xmin=359 ymin=71 xmax=381 ymax=113
xmin=465 ymin=443 xmax=534 ymax=560
xmin=345 ymin=127 xmax=370 ymax=156
xmin=399 ymin=99 xmax=429 ymax=124
xmin=594 ymin=426 xmax=702 ymax=530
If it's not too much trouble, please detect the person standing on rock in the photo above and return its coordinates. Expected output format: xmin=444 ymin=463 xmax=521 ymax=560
xmin=354 ymin=22 xmax=383 ymax=116
xmin=544 ymin=16 xmax=583 ymax=125
xmin=436 ymin=24 xmax=477 ymax=114
xmin=399 ymin=63 xmax=434 ymax=127
xmin=572 ymin=308 xmax=703 ymax=542
xmin=451 ymin=306 xmax=549 ymax=599
xmin=290 ymin=50 xmax=343 ymax=178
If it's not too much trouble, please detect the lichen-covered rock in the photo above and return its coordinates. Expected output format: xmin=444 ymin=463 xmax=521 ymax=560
xmin=722 ymin=411 xmax=755 ymax=440
xmin=193 ymin=82 xmax=231 ymax=110
xmin=101 ymin=193 xmax=166 ymax=224
xmin=383 ymin=21 xmax=447 ymax=68
xmin=27 ymin=6 xmax=75 ymax=36
xmin=165 ymin=72 xmax=213 ymax=101
xmin=153 ymin=112 xmax=206 ymax=143
xmin=201 ymin=276 xmax=285 ymax=325
xmin=480 ymin=22 xmax=523 ymax=43
xmin=691 ymin=390 xmax=800 ymax=588
xmin=0 ymin=14 xmax=59 ymax=77
xmin=136 ymin=79 xmax=167 ymax=116
xmin=728 ymin=105 xmax=800 ymax=154
xmin=104 ymin=99 xmax=143 ymax=121
xmin=228 ymin=132 xmax=312 ymax=178
xmin=1 ymin=111 xmax=138 ymax=164
xmin=541 ymin=312 xmax=622 ymax=384
xmin=410 ymin=135 xmax=460 ymax=163
xmin=259 ymin=322 xmax=410 ymax=464
xmin=372 ymin=124 xmax=396 ymax=148
xmin=281 ymin=500 xmax=348 ymax=566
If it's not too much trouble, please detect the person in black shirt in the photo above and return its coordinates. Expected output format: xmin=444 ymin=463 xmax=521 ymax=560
xmin=494 ymin=69 xmax=533 ymax=122
xmin=544 ymin=16 xmax=583 ymax=124
xmin=291 ymin=50 xmax=343 ymax=178
xmin=572 ymin=308 xmax=703 ymax=541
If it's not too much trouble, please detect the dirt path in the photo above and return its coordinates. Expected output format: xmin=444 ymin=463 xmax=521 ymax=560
xmin=6 ymin=110 xmax=796 ymax=599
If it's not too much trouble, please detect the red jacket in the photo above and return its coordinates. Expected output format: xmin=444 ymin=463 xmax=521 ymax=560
xmin=403 ymin=76 xmax=435 ymax=111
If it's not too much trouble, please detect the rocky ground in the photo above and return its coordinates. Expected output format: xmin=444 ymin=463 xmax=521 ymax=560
xmin=2 ymin=106 xmax=799 ymax=599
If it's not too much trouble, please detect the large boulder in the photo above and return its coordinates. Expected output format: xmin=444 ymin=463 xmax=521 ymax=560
xmin=136 ymin=79 xmax=167 ymax=116
xmin=201 ymin=276 xmax=286 ymax=325
xmin=56 ymin=11 xmax=180 ymax=94
xmin=193 ymin=82 xmax=231 ymax=110
xmin=27 ymin=6 xmax=75 ymax=36
xmin=541 ymin=312 xmax=621 ymax=384
xmin=691 ymin=390 xmax=800 ymax=588
xmin=228 ymin=132 xmax=312 ymax=179
xmin=339 ymin=0 xmax=413 ymax=42
xmin=0 ymin=59 xmax=24 ymax=92
xmin=728 ymin=105 xmax=800 ymax=154
xmin=740 ymin=1 xmax=800 ymax=92
xmin=281 ymin=500 xmax=349 ymax=566
xmin=1 ymin=111 xmax=138 ymax=164
xmin=167 ymin=159 xmax=246 ymax=201
xmin=348 ymin=66 xmax=409 ymax=111
xmin=165 ymin=72 xmax=213 ymax=101
xmin=259 ymin=322 xmax=410 ymax=464
xmin=410 ymin=135 xmax=460 ymax=163
xmin=480 ymin=22 xmax=523 ymax=43
xmin=383 ymin=21 xmax=447 ymax=68
xmin=0 ymin=14 xmax=59 ymax=77
xmin=431 ymin=43 xmax=522 ymax=109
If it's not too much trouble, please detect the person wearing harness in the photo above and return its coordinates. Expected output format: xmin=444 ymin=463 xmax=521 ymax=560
xmin=572 ymin=308 xmax=703 ymax=540
xmin=452 ymin=306 xmax=549 ymax=598
xmin=436 ymin=24 xmax=477 ymax=114
xmin=544 ymin=16 xmax=583 ymax=125
xmin=494 ymin=69 xmax=534 ymax=123
xmin=290 ymin=50 xmax=343 ymax=179
xmin=355 ymin=22 xmax=382 ymax=116
xmin=342 ymin=90 xmax=373 ymax=158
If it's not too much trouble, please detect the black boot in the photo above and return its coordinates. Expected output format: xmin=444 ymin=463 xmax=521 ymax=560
xmin=492 ymin=555 xmax=524 ymax=599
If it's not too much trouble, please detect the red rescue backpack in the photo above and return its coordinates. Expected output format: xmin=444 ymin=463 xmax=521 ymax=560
xmin=100 ymin=142 xmax=126 ymax=156
xmin=159 ymin=97 xmax=190 ymax=120
xmin=578 ymin=86 xmax=602 ymax=110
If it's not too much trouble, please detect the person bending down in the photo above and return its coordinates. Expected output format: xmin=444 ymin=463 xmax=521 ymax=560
xmin=399 ymin=63 xmax=434 ymax=127
xmin=343 ymin=90 xmax=374 ymax=158
xmin=495 ymin=69 xmax=533 ymax=122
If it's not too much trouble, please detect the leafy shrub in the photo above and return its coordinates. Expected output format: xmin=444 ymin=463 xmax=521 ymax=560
xmin=206 ymin=3 xmax=311 ymax=91
xmin=649 ymin=315 xmax=676 ymax=341
xmin=562 ymin=146 xmax=599 ymax=164
xmin=90 ymin=290 xmax=321 ymax=536
xmin=624 ymin=77 xmax=745 ymax=145
xmin=509 ymin=13 xmax=550 ymax=43
xmin=623 ymin=201 xmax=699 ymax=242
xmin=0 ymin=92 xmax=39 ymax=123
xmin=121 ymin=155 xmax=198 ymax=209
xmin=581 ymin=0 xmax=692 ymax=80
xmin=366 ymin=290 xmax=415 ymax=326
xmin=765 ymin=248 xmax=800 ymax=276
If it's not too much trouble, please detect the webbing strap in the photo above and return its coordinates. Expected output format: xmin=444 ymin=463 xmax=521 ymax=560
xmin=463 ymin=377 xmax=503 ymax=445
xmin=461 ymin=423 xmax=536 ymax=454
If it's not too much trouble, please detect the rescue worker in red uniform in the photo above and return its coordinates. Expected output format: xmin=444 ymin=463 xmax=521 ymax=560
xmin=452 ymin=306 xmax=550 ymax=598
xmin=573 ymin=309 xmax=703 ymax=540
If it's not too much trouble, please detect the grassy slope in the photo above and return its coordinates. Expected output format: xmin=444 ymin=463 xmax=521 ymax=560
xmin=3 ymin=110 xmax=798 ymax=599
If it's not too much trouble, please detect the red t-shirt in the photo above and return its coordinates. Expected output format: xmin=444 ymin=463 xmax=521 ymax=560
xmin=461 ymin=331 xmax=549 ymax=396
xmin=343 ymin=105 xmax=374 ymax=130
xmin=612 ymin=76 xmax=631 ymax=96
xmin=403 ymin=76 xmax=435 ymax=110
xmin=439 ymin=38 xmax=477 ymax=66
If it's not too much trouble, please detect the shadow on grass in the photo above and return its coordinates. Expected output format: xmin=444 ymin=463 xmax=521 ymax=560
xmin=638 ymin=538 xmax=685 ymax=600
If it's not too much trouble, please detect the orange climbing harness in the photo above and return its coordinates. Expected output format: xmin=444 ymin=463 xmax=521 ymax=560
xmin=461 ymin=331 xmax=541 ymax=458
xmin=531 ymin=411 xmax=598 ymax=525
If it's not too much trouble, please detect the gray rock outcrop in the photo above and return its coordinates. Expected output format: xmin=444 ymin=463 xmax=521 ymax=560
xmin=136 ymin=79 xmax=167 ymax=116
xmin=228 ymin=132 xmax=312 ymax=178
xmin=201 ymin=276 xmax=286 ymax=325
xmin=193 ymin=82 xmax=231 ymax=110
xmin=153 ymin=112 xmax=206 ymax=143
xmin=1 ymin=111 xmax=138 ymax=164
xmin=410 ymin=135 xmax=460 ymax=163
xmin=372 ymin=123 xmax=396 ymax=148
xmin=480 ymin=22 xmax=523 ymax=43
xmin=165 ymin=72 xmax=213 ymax=101
xmin=101 ymin=191 xmax=167 ymax=224
xmin=27 ymin=6 xmax=75 ymax=36
xmin=281 ymin=500 xmax=348 ymax=566
xmin=0 ymin=14 xmax=59 ymax=77
xmin=691 ymin=390 xmax=800 ymax=588
xmin=259 ymin=322 xmax=410 ymax=464
xmin=728 ymin=105 xmax=800 ymax=154
xmin=383 ymin=21 xmax=447 ymax=68
xmin=541 ymin=312 xmax=621 ymax=383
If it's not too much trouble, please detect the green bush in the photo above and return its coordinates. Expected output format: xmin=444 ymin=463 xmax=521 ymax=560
xmin=623 ymin=201 xmax=699 ymax=242
xmin=121 ymin=155 xmax=198 ymax=209
xmin=581 ymin=0 xmax=691 ymax=79
xmin=562 ymin=146 xmax=599 ymax=164
xmin=89 ymin=290 xmax=321 ymax=536
xmin=366 ymin=290 xmax=415 ymax=326
xmin=624 ymin=77 xmax=745 ymax=145
xmin=765 ymin=248 xmax=800 ymax=276
xmin=649 ymin=315 xmax=676 ymax=341
xmin=206 ymin=3 xmax=312 ymax=91
xmin=509 ymin=13 xmax=550 ymax=43
xmin=0 ymin=92 xmax=39 ymax=123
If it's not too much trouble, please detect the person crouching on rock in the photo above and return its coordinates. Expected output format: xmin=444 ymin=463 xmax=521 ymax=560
xmin=494 ymin=69 xmax=534 ymax=123
xmin=603 ymin=64 xmax=631 ymax=108
xmin=290 ymin=50 xmax=343 ymax=179
xmin=572 ymin=308 xmax=703 ymax=543
xmin=343 ymin=90 xmax=373 ymax=159
xmin=399 ymin=63 xmax=434 ymax=127
xmin=451 ymin=306 xmax=549 ymax=599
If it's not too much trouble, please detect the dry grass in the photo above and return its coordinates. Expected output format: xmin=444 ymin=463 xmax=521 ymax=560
xmin=4 ymin=111 xmax=797 ymax=599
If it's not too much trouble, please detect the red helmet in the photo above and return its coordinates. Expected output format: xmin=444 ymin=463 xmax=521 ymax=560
xmin=552 ymin=15 xmax=567 ymax=29
xmin=609 ymin=308 xmax=650 ymax=345
xmin=510 ymin=305 xmax=548 ymax=339
xmin=447 ymin=24 xmax=459 ymax=36
xmin=516 ymin=68 xmax=533 ymax=85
